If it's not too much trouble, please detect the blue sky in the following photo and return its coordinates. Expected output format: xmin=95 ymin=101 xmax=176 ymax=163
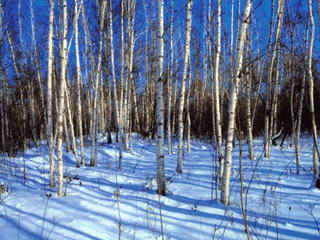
xmin=1 ymin=0 xmax=319 ymax=83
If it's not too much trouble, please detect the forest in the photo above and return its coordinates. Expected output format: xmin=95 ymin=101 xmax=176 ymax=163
xmin=0 ymin=0 xmax=320 ymax=239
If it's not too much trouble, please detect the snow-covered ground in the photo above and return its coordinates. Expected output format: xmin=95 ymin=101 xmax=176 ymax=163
xmin=0 ymin=135 xmax=319 ymax=240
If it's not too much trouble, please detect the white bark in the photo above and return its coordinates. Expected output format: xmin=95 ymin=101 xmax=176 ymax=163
xmin=167 ymin=26 xmax=173 ymax=155
xmin=65 ymin=82 xmax=78 ymax=163
xmin=107 ymin=0 xmax=122 ymax=162
xmin=176 ymin=0 xmax=193 ymax=173
xmin=120 ymin=0 xmax=125 ymax=132
xmin=167 ymin=0 xmax=174 ymax=155
xmin=264 ymin=0 xmax=284 ymax=158
xmin=124 ymin=1 xmax=136 ymax=151
xmin=132 ymin=81 xmax=140 ymax=132
xmin=30 ymin=0 xmax=45 ymax=130
xmin=47 ymin=5 xmax=54 ymax=180
xmin=230 ymin=0 xmax=234 ymax=55
xmin=74 ymin=0 xmax=85 ymax=166
xmin=221 ymin=0 xmax=252 ymax=205
xmin=307 ymin=0 xmax=319 ymax=177
xmin=80 ymin=2 xmax=95 ymax=147
xmin=186 ymin=63 xmax=192 ymax=153
xmin=294 ymin=67 xmax=306 ymax=174
xmin=271 ymin=57 xmax=281 ymax=137
xmin=90 ymin=0 xmax=107 ymax=167
xmin=56 ymin=0 xmax=68 ymax=197
xmin=214 ymin=0 xmax=224 ymax=179
xmin=166 ymin=0 xmax=174 ymax=155
xmin=246 ymin=63 xmax=254 ymax=161
xmin=63 ymin=113 xmax=71 ymax=153
xmin=107 ymin=0 xmax=119 ymax=129
xmin=156 ymin=0 xmax=165 ymax=195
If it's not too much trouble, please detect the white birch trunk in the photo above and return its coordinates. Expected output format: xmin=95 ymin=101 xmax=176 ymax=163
xmin=65 ymin=82 xmax=78 ymax=163
xmin=124 ymin=1 xmax=136 ymax=152
xmin=167 ymin=0 xmax=174 ymax=155
xmin=156 ymin=0 xmax=165 ymax=195
xmin=246 ymin=63 xmax=254 ymax=161
xmin=214 ymin=0 xmax=224 ymax=179
xmin=186 ymin=64 xmax=192 ymax=153
xmin=107 ymin=0 xmax=122 ymax=162
xmin=56 ymin=0 xmax=68 ymax=197
xmin=119 ymin=0 xmax=125 ymax=148
xmin=230 ymin=0 xmax=234 ymax=55
xmin=64 ymin=114 xmax=71 ymax=153
xmin=264 ymin=0 xmax=284 ymax=158
xmin=132 ymin=81 xmax=140 ymax=133
xmin=176 ymin=0 xmax=193 ymax=174
xmin=271 ymin=52 xmax=281 ymax=138
xmin=30 ymin=0 xmax=45 ymax=130
xmin=294 ymin=69 xmax=306 ymax=174
xmin=99 ymin=82 xmax=106 ymax=134
xmin=220 ymin=0 xmax=252 ymax=205
xmin=307 ymin=0 xmax=319 ymax=177
xmin=74 ymin=0 xmax=85 ymax=166
xmin=90 ymin=0 xmax=107 ymax=167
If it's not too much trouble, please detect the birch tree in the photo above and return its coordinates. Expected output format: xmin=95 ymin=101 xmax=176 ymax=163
xmin=123 ymin=0 xmax=136 ymax=152
xmin=74 ymin=0 xmax=85 ymax=166
xmin=186 ymin=61 xmax=192 ymax=153
xmin=221 ymin=0 xmax=252 ymax=205
xmin=90 ymin=0 xmax=107 ymax=167
xmin=293 ymin=69 xmax=306 ymax=174
xmin=264 ymin=0 xmax=284 ymax=158
xmin=167 ymin=0 xmax=174 ymax=155
xmin=214 ymin=0 xmax=224 ymax=179
xmin=65 ymin=82 xmax=78 ymax=163
xmin=107 ymin=0 xmax=122 ymax=161
xmin=47 ymin=0 xmax=55 ymax=187
xmin=30 ymin=0 xmax=45 ymax=135
xmin=245 ymin=40 xmax=254 ymax=161
xmin=307 ymin=0 xmax=319 ymax=178
xmin=176 ymin=0 xmax=193 ymax=174
xmin=156 ymin=0 xmax=165 ymax=195
xmin=56 ymin=0 xmax=68 ymax=197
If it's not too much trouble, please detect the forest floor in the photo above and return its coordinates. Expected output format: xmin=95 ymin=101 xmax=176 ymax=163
xmin=0 ymin=134 xmax=319 ymax=240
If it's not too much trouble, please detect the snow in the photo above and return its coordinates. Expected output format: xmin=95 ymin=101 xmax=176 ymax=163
xmin=0 ymin=136 xmax=319 ymax=240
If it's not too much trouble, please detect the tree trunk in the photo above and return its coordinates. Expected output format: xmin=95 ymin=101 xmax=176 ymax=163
xmin=246 ymin=60 xmax=254 ymax=161
xmin=30 ymin=0 xmax=45 ymax=140
xmin=65 ymin=81 xmax=78 ymax=164
xmin=56 ymin=0 xmax=68 ymax=197
xmin=220 ymin=0 xmax=252 ymax=205
xmin=307 ymin=0 xmax=319 ymax=178
xmin=294 ymin=69 xmax=306 ymax=174
xmin=214 ymin=0 xmax=224 ymax=180
xmin=167 ymin=0 xmax=174 ymax=155
xmin=156 ymin=0 xmax=166 ymax=196
xmin=107 ymin=0 xmax=122 ymax=162
xmin=74 ymin=0 xmax=85 ymax=166
xmin=90 ymin=0 xmax=107 ymax=167
xmin=176 ymin=0 xmax=193 ymax=174
xmin=186 ymin=61 xmax=192 ymax=153
xmin=264 ymin=0 xmax=284 ymax=159
xmin=46 ymin=1 xmax=55 ymax=174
